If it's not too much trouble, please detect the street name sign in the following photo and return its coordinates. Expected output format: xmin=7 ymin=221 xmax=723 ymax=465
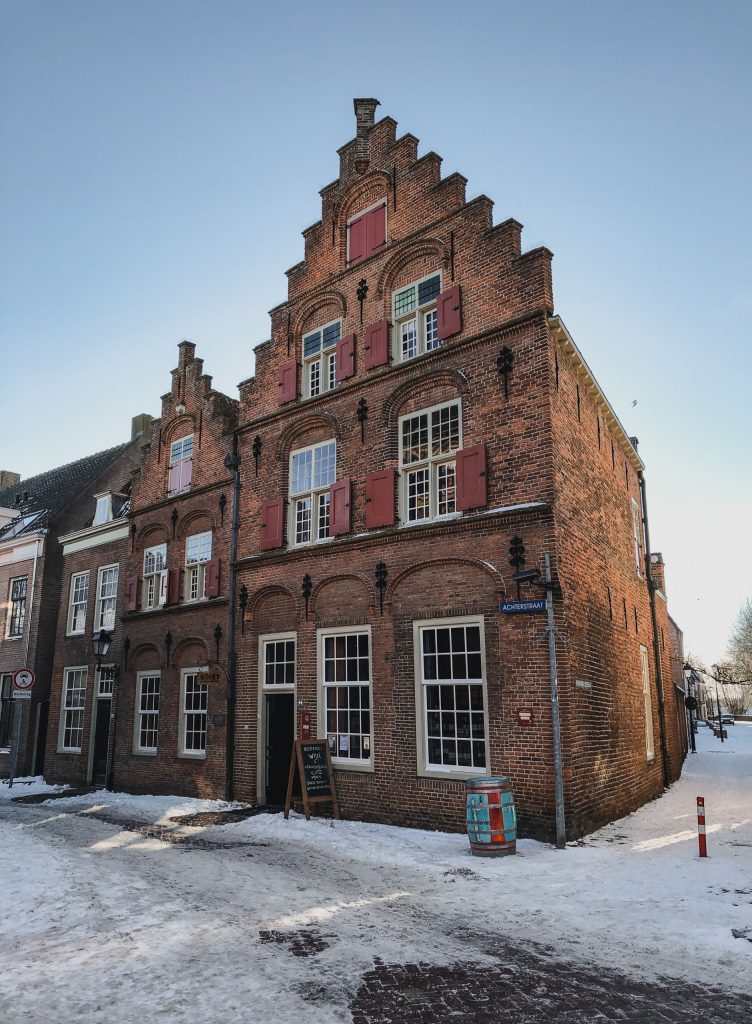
xmin=498 ymin=600 xmax=546 ymax=614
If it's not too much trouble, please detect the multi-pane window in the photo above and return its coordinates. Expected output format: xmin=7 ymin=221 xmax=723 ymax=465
xmin=168 ymin=434 xmax=194 ymax=495
xmin=262 ymin=637 xmax=296 ymax=688
xmin=0 ymin=675 xmax=12 ymax=748
xmin=96 ymin=565 xmax=119 ymax=630
xmin=400 ymin=401 xmax=461 ymax=524
xmin=640 ymin=646 xmax=655 ymax=760
xmin=289 ymin=440 xmax=336 ymax=545
xmin=303 ymin=320 xmax=341 ymax=398
xmin=7 ymin=577 xmax=27 ymax=637
xmin=135 ymin=673 xmax=160 ymax=753
xmin=632 ymin=498 xmax=644 ymax=578
xmin=180 ymin=670 xmax=208 ymax=756
xmin=185 ymin=532 xmax=212 ymax=601
xmin=67 ymin=572 xmax=89 ymax=634
xmin=60 ymin=668 xmax=87 ymax=752
xmin=393 ymin=273 xmax=441 ymax=361
xmin=143 ymin=544 xmax=167 ymax=609
xmin=419 ymin=620 xmax=487 ymax=772
xmin=97 ymin=665 xmax=115 ymax=697
xmin=322 ymin=630 xmax=371 ymax=763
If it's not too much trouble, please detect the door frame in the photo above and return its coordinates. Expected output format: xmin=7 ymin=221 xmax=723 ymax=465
xmin=87 ymin=663 xmax=114 ymax=785
xmin=256 ymin=632 xmax=296 ymax=805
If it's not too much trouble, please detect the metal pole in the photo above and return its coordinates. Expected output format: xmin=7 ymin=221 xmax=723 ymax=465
xmin=544 ymin=554 xmax=566 ymax=849
xmin=224 ymin=442 xmax=241 ymax=803
xmin=716 ymin=683 xmax=724 ymax=743
xmin=8 ymin=700 xmax=22 ymax=788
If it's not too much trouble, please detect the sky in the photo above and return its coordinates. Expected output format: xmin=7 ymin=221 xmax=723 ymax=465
xmin=1 ymin=0 xmax=750 ymax=665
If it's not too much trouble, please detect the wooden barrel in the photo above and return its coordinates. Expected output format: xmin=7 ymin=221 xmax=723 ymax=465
xmin=466 ymin=776 xmax=516 ymax=856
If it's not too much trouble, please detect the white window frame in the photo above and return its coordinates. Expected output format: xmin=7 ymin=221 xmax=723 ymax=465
xmin=93 ymin=493 xmax=113 ymax=525
xmin=640 ymin=645 xmax=655 ymax=761
xmin=179 ymin=667 xmax=208 ymax=758
xmin=346 ymin=198 xmax=387 ymax=264
xmin=413 ymin=615 xmax=490 ymax=780
xmin=302 ymin=318 xmax=341 ymax=399
xmin=142 ymin=544 xmax=168 ymax=610
xmin=632 ymin=498 xmax=644 ymax=578
xmin=288 ymin=439 xmax=337 ymax=547
xmin=317 ymin=625 xmax=373 ymax=771
xmin=184 ymin=531 xmax=212 ymax=602
xmin=96 ymin=664 xmax=116 ymax=697
xmin=134 ymin=671 xmax=161 ymax=754
xmin=392 ymin=270 xmax=442 ymax=363
xmin=6 ymin=576 xmax=27 ymax=639
xmin=66 ymin=571 xmax=90 ymax=635
xmin=260 ymin=633 xmax=297 ymax=691
xmin=95 ymin=564 xmax=119 ymax=631
xmin=58 ymin=666 xmax=88 ymax=754
xmin=399 ymin=399 xmax=462 ymax=526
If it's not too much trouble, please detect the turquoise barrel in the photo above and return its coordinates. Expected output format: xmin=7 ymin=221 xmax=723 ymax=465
xmin=466 ymin=776 xmax=517 ymax=856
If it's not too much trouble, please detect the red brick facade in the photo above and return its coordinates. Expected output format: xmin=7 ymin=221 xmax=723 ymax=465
xmin=39 ymin=99 xmax=686 ymax=841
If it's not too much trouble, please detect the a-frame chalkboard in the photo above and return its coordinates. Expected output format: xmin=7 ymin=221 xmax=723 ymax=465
xmin=284 ymin=739 xmax=341 ymax=821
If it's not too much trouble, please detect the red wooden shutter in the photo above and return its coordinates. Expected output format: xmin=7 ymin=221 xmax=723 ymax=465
xmin=167 ymin=462 xmax=181 ymax=494
xmin=167 ymin=567 xmax=181 ymax=605
xmin=205 ymin=557 xmax=220 ymax=598
xmin=437 ymin=284 xmax=462 ymax=340
xmin=366 ymin=204 xmax=386 ymax=256
xmin=348 ymin=213 xmax=367 ymax=265
xmin=456 ymin=444 xmax=488 ymax=511
xmin=260 ymin=498 xmax=285 ymax=550
xmin=335 ymin=333 xmax=356 ymax=381
xmin=329 ymin=479 xmax=352 ymax=536
xmin=365 ymin=469 xmax=396 ymax=528
xmin=181 ymin=457 xmax=193 ymax=491
xmin=363 ymin=320 xmax=390 ymax=369
xmin=277 ymin=358 xmax=298 ymax=405
xmin=126 ymin=576 xmax=139 ymax=612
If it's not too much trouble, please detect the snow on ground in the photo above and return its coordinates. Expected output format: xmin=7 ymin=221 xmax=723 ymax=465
xmin=0 ymin=776 xmax=65 ymax=800
xmin=0 ymin=724 xmax=750 ymax=1023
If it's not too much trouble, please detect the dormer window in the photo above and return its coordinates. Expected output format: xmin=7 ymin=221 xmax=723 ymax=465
xmin=168 ymin=434 xmax=194 ymax=495
xmin=303 ymin=321 xmax=341 ymax=399
xmin=93 ymin=493 xmax=113 ymax=525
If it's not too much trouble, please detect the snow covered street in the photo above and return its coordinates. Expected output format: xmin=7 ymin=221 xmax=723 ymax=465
xmin=1 ymin=724 xmax=751 ymax=1022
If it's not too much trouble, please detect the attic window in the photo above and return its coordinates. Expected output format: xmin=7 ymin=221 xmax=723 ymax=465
xmin=94 ymin=494 xmax=113 ymax=526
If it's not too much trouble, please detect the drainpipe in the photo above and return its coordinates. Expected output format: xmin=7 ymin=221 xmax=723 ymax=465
xmin=638 ymin=471 xmax=670 ymax=791
xmin=543 ymin=554 xmax=567 ymax=849
xmin=223 ymin=441 xmax=241 ymax=802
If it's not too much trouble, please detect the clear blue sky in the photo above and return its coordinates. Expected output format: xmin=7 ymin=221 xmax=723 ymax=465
xmin=1 ymin=0 xmax=750 ymax=665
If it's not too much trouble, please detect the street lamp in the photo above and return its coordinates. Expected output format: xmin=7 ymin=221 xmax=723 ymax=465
xmin=91 ymin=629 xmax=113 ymax=666
xmin=682 ymin=663 xmax=698 ymax=754
xmin=710 ymin=664 xmax=725 ymax=743
xmin=90 ymin=629 xmax=120 ymax=787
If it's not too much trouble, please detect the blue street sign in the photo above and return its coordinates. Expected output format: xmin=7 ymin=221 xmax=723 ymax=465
xmin=498 ymin=600 xmax=547 ymax=614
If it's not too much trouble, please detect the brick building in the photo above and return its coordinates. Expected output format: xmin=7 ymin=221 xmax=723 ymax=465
xmin=229 ymin=99 xmax=685 ymax=840
xmin=104 ymin=343 xmax=239 ymax=798
xmin=1 ymin=425 xmax=147 ymax=779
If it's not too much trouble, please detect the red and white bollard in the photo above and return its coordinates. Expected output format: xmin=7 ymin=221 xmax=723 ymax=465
xmin=697 ymin=796 xmax=707 ymax=857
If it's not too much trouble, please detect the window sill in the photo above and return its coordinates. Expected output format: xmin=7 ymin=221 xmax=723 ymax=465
xmin=332 ymin=759 xmax=374 ymax=774
xmin=66 ymin=631 xmax=86 ymax=638
xmin=133 ymin=749 xmax=157 ymax=757
xmin=178 ymin=752 xmax=207 ymax=760
xmin=417 ymin=766 xmax=489 ymax=782
xmin=57 ymin=748 xmax=82 ymax=756
xmin=4 ymin=636 xmax=23 ymax=642
xmin=399 ymin=512 xmax=462 ymax=529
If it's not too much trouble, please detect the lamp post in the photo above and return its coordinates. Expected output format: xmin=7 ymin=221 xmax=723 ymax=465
xmin=710 ymin=665 xmax=725 ymax=743
xmin=682 ymin=664 xmax=698 ymax=754
xmin=91 ymin=629 xmax=120 ymax=788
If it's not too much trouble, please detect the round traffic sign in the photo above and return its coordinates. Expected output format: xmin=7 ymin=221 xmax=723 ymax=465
xmin=12 ymin=668 xmax=35 ymax=690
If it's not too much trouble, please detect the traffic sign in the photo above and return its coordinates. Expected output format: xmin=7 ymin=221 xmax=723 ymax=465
xmin=12 ymin=668 xmax=35 ymax=698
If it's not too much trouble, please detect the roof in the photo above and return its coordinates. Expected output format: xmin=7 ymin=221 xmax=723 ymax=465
xmin=0 ymin=443 xmax=131 ymax=541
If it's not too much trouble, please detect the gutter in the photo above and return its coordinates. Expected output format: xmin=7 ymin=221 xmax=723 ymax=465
xmin=223 ymin=439 xmax=242 ymax=802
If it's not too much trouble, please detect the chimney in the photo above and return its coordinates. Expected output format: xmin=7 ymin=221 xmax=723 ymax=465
xmin=131 ymin=414 xmax=152 ymax=442
xmin=0 ymin=471 xmax=20 ymax=488
xmin=651 ymin=552 xmax=666 ymax=594
xmin=178 ymin=340 xmax=196 ymax=369
xmin=353 ymin=98 xmax=380 ymax=173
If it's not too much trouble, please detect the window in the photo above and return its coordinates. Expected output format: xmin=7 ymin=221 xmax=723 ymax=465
xmin=180 ymin=669 xmax=208 ymax=757
xmin=7 ymin=577 xmax=27 ymax=638
xmin=347 ymin=201 xmax=386 ymax=265
xmin=135 ymin=673 xmax=160 ymax=753
xmin=59 ymin=668 xmax=87 ymax=753
xmin=262 ymin=636 xmax=296 ymax=688
xmin=95 ymin=565 xmax=119 ymax=630
xmin=400 ymin=401 xmax=461 ymax=524
xmin=185 ymin=532 xmax=212 ymax=601
xmin=320 ymin=628 xmax=371 ymax=764
xmin=97 ymin=665 xmax=115 ymax=697
xmin=67 ymin=572 xmax=89 ymax=634
xmin=142 ymin=544 xmax=167 ymax=609
xmin=393 ymin=273 xmax=441 ymax=361
xmin=0 ymin=675 xmax=12 ymax=748
xmin=168 ymin=434 xmax=194 ymax=495
xmin=640 ymin=645 xmax=655 ymax=761
xmin=416 ymin=618 xmax=487 ymax=774
xmin=632 ymin=498 xmax=644 ymax=578
xmin=303 ymin=320 xmax=341 ymax=399
xmin=289 ymin=440 xmax=336 ymax=545
xmin=93 ymin=494 xmax=112 ymax=525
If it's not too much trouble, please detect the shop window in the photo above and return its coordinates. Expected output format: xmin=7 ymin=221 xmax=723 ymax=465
xmin=320 ymin=628 xmax=372 ymax=765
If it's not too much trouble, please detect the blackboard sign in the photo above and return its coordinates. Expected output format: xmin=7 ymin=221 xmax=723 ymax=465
xmin=284 ymin=739 xmax=340 ymax=821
